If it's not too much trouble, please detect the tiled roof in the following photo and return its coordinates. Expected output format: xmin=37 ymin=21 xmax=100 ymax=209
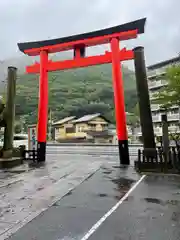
xmin=147 ymin=56 xmax=180 ymax=70
xmin=72 ymin=113 xmax=101 ymax=123
xmin=52 ymin=116 xmax=76 ymax=126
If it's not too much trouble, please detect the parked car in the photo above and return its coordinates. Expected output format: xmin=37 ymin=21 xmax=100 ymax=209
xmin=0 ymin=133 xmax=28 ymax=149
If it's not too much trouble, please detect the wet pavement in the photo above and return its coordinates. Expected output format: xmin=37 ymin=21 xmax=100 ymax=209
xmin=0 ymin=153 xmax=105 ymax=240
xmin=0 ymin=146 xmax=180 ymax=239
xmin=89 ymin=174 xmax=180 ymax=240
xmin=4 ymin=159 xmax=180 ymax=240
xmin=5 ymin=163 xmax=140 ymax=240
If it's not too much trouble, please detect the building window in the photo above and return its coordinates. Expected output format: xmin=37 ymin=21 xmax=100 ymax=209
xmin=66 ymin=127 xmax=75 ymax=133
xmin=170 ymin=109 xmax=178 ymax=114
xmin=89 ymin=124 xmax=96 ymax=130
xmin=78 ymin=126 xmax=83 ymax=132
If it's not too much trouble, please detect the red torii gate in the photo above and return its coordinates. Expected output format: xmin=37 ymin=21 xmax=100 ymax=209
xmin=18 ymin=18 xmax=146 ymax=165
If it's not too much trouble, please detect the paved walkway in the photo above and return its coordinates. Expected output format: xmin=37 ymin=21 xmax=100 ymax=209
xmin=5 ymin=163 xmax=140 ymax=240
xmin=89 ymin=174 xmax=180 ymax=240
xmin=6 ymin=164 xmax=180 ymax=240
xmin=0 ymin=152 xmax=180 ymax=240
xmin=0 ymin=154 xmax=103 ymax=240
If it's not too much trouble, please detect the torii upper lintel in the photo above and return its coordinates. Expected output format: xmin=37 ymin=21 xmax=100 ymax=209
xmin=18 ymin=18 xmax=146 ymax=56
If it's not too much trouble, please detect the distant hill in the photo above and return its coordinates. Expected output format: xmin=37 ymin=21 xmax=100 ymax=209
xmin=0 ymin=55 xmax=137 ymax=124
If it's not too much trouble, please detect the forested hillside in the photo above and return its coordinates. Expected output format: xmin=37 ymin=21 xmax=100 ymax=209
xmin=14 ymin=63 xmax=137 ymax=124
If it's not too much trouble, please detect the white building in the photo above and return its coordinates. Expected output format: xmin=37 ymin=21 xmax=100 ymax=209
xmin=147 ymin=56 xmax=180 ymax=137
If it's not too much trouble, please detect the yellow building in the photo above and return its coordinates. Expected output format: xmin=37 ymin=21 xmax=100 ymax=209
xmin=52 ymin=116 xmax=76 ymax=140
xmin=53 ymin=113 xmax=111 ymax=142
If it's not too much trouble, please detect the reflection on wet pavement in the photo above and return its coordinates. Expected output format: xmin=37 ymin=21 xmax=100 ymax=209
xmin=5 ymin=164 xmax=141 ymax=240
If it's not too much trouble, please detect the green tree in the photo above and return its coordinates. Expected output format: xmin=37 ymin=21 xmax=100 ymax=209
xmin=169 ymin=132 xmax=180 ymax=149
xmin=2 ymin=64 xmax=138 ymax=125
xmin=152 ymin=66 xmax=180 ymax=147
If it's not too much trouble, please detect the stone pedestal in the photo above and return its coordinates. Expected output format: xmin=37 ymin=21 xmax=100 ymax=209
xmin=0 ymin=157 xmax=22 ymax=168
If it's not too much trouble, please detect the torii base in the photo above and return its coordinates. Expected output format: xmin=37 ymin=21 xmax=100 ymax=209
xmin=118 ymin=140 xmax=130 ymax=165
xmin=37 ymin=142 xmax=46 ymax=162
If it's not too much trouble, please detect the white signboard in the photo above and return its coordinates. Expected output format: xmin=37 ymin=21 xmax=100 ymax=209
xmin=28 ymin=126 xmax=37 ymax=150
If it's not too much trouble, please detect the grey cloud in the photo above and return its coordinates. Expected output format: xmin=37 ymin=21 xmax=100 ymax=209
xmin=0 ymin=0 xmax=179 ymax=67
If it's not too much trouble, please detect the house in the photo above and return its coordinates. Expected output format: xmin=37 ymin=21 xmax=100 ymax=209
xmin=108 ymin=123 xmax=138 ymax=144
xmin=52 ymin=113 xmax=110 ymax=142
xmin=52 ymin=116 xmax=76 ymax=141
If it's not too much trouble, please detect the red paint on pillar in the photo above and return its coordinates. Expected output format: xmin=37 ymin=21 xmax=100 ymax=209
xmin=110 ymin=38 xmax=128 ymax=140
xmin=37 ymin=50 xmax=48 ymax=143
xmin=74 ymin=48 xmax=81 ymax=58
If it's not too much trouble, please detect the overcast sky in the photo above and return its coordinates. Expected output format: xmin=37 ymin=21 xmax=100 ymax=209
xmin=0 ymin=0 xmax=179 ymax=67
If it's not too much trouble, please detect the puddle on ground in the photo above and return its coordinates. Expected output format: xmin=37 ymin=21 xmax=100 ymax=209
xmin=167 ymin=200 xmax=180 ymax=205
xmin=112 ymin=165 xmax=129 ymax=169
xmin=143 ymin=198 xmax=180 ymax=206
xmin=28 ymin=161 xmax=46 ymax=169
xmin=37 ymin=186 xmax=44 ymax=191
xmin=143 ymin=198 xmax=164 ymax=205
xmin=101 ymin=166 xmax=111 ymax=171
xmin=97 ymin=193 xmax=108 ymax=198
xmin=5 ymin=169 xmax=26 ymax=174
xmin=171 ymin=211 xmax=180 ymax=222
xmin=64 ymin=190 xmax=73 ymax=197
xmin=103 ymin=170 xmax=112 ymax=175
xmin=115 ymin=195 xmax=134 ymax=202
xmin=112 ymin=177 xmax=135 ymax=188
xmin=92 ymin=177 xmax=136 ymax=200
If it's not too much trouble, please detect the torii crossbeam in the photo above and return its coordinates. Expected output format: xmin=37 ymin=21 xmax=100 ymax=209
xmin=18 ymin=18 xmax=146 ymax=164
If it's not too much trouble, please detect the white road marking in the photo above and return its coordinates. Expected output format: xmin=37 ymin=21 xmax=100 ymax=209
xmin=80 ymin=174 xmax=146 ymax=240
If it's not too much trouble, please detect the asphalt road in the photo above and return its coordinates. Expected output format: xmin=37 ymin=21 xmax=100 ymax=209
xmin=46 ymin=145 xmax=142 ymax=158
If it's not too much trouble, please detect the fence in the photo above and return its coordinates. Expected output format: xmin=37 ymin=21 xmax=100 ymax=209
xmin=24 ymin=149 xmax=37 ymax=162
xmin=135 ymin=147 xmax=180 ymax=173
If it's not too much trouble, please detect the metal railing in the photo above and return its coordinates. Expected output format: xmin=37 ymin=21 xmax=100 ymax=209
xmin=167 ymin=114 xmax=180 ymax=121
xmin=152 ymin=115 xmax=161 ymax=122
xmin=147 ymin=68 xmax=166 ymax=78
xmin=148 ymin=80 xmax=167 ymax=89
